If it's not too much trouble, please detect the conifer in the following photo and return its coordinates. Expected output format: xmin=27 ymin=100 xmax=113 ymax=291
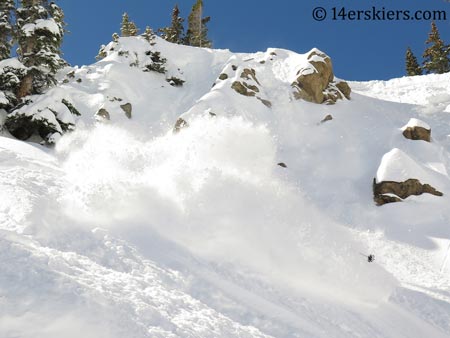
xmin=422 ymin=21 xmax=450 ymax=74
xmin=16 ymin=0 xmax=66 ymax=97
xmin=185 ymin=0 xmax=211 ymax=47
xmin=405 ymin=47 xmax=422 ymax=76
xmin=159 ymin=4 xmax=184 ymax=44
xmin=0 ymin=0 xmax=15 ymax=61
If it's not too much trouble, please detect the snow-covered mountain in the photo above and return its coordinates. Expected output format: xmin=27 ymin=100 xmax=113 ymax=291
xmin=1 ymin=36 xmax=450 ymax=338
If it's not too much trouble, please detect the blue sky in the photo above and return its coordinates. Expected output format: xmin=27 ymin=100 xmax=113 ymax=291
xmin=58 ymin=0 xmax=450 ymax=81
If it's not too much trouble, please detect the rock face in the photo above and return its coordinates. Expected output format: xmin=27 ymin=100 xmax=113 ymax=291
xmin=401 ymin=118 xmax=431 ymax=142
xmin=292 ymin=49 xmax=351 ymax=104
xmin=96 ymin=108 xmax=110 ymax=120
xmin=373 ymin=178 xmax=443 ymax=206
xmin=120 ymin=103 xmax=132 ymax=119
xmin=230 ymin=67 xmax=272 ymax=107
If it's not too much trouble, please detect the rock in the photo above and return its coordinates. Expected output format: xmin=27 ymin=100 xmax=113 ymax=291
xmin=374 ymin=194 xmax=402 ymax=206
xmin=277 ymin=162 xmax=287 ymax=168
xmin=373 ymin=178 xmax=443 ymax=206
xmin=257 ymin=97 xmax=272 ymax=108
xmin=403 ymin=127 xmax=431 ymax=142
xmin=76 ymin=78 xmax=82 ymax=83
xmin=336 ymin=81 xmax=351 ymax=100
xmin=173 ymin=117 xmax=189 ymax=133
xmin=120 ymin=103 xmax=132 ymax=119
xmin=292 ymin=49 xmax=351 ymax=104
xmin=401 ymin=119 xmax=431 ymax=142
xmin=231 ymin=65 xmax=237 ymax=71
xmin=320 ymin=114 xmax=333 ymax=123
xmin=243 ymin=82 xmax=259 ymax=93
xmin=96 ymin=108 xmax=110 ymax=120
xmin=231 ymin=81 xmax=256 ymax=97
xmin=218 ymin=73 xmax=228 ymax=80
xmin=259 ymin=60 xmax=266 ymax=64
xmin=240 ymin=68 xmax=260 ymax=85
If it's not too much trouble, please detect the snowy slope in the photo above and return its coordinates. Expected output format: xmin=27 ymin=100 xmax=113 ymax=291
xmin=1 ymin=37 xmax=450 ymax=338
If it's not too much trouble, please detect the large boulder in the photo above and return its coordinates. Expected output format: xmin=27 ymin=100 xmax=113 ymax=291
xmin=292 ymin=49 xmax=351 ymax=104
xmin=373 ymin=178 xmax=443 ymax=206
xmin=401 ymin=118 xmax=431 ymax=142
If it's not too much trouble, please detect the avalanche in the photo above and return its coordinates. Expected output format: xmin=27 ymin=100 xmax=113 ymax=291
xmin=1 ymin=36 xmax=450 ymax=338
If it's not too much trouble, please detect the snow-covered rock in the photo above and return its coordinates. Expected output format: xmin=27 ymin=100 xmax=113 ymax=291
xmin=401 ymin=118 xmax=431 ymax=142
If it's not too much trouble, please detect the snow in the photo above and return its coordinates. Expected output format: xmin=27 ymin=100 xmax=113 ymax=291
xmin=401 ymin=118 xmax=430 ymax=130
xmin=376 ymin=148 xmax=436 ymax=183
xmin=22 ymin=18 xmax=60 ymax=37
xmin=2 ymin=36 xmax=450 ymax=338
xmin=0 ymin=58 xmax=26 ymax=72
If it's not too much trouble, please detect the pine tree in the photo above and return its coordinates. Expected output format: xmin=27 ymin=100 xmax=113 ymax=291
xmin=121 ymin=12 xmax=131 ymax=37
xmin=0 ymin=0 xmax=15 ymax=61
xmin=200 ymin=16 xmax=211 ymax=48
xmin=142 ymin=26 xmax=156 ymax=45
xmin=185 ymin=0 xmax=211 ymax=47
xmin=159 ymin=4 xmax=184 ymax=44
xmin=121 ymin=12 xmax=138 ymax=37
xmin=405 ymin=47 xmax=422 ymax=76
xmin=16 ymin=0 xmax=66 ymax=97
xmin=422 ymin=21 xmax=450 ymax=74
xmin=128 ymin=21 xmax=139 ymax=36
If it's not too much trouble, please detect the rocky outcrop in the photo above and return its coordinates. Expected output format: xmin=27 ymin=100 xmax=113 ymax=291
xmin=230 ymin=67 xmax=271 ymax=107
xmin=231 ymin=81 xmax=256 ymax=97
xmin=96 ymin=108 xmax=110 ymax=120
xmin=120 ymin=103 xmax=132 ymax=119
xmin=292 ymin=49 xmax=351 ymax=104
xmin=401 ymin=119 xmax=431 ymax=142
xmin=373 ymin=178 xmax=443 ymax=206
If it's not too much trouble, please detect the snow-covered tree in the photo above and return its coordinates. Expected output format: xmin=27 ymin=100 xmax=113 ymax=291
xmin=16 ymin=0 xmax=66 ymax=97
xmin=185 ymin=0 xmax=211 ymax=47
xmin=120 ymin=12 xmax=131 ymax=37
xmin=128 ymin=21 xmax=139 ymax=36
xmin=405 ymin=47 xmax=422 ymax=76
xmin=422 ymin=21 xmax=450 ymax=74
xmin=121 ymin=13 xmax=138 ymax=37
xmin=159 ymin=4 xmax=184 ymax=44
xmin=142 ymin=26 xmax=156 ymax=45
xmin=0 ymin=0 xmax=15 ymax=61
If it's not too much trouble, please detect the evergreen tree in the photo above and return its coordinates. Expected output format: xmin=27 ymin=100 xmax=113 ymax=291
xmin=121 ymin=12 xmax=138 ymax=37
xmin=159 ymin=4 xmax=184 ymax=44
xmin=16 ymin=0 xmax=66 ymax=97
xmin=0 ymin=0 xmax=15 ymax=61
xmin=185 ymin=0 xmax=211 ymax=47
xmin=422 ymin=21 xmax=450 ymax=74
xmin=200 ymin=16 xmax=211 ymax=48
xmin=128 ymin=21 xmax=139 ymax=36
xmin=405 ymin=47 xmax=422 ymax=76
xmin=121 ymin=12 xmax=131 ymax=37
xmin=142 ymin=26 xmax=156 ymax=45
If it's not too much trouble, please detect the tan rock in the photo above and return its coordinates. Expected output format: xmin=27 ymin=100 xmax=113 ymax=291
xmin=402 ymin=127 xmax=431 ymax=142
xmin=373 ymin=178 xmax=443 ymax=206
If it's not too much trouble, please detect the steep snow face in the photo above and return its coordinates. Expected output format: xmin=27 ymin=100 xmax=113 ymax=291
xmin=2 ymin=37 xmax=450 ymax=338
